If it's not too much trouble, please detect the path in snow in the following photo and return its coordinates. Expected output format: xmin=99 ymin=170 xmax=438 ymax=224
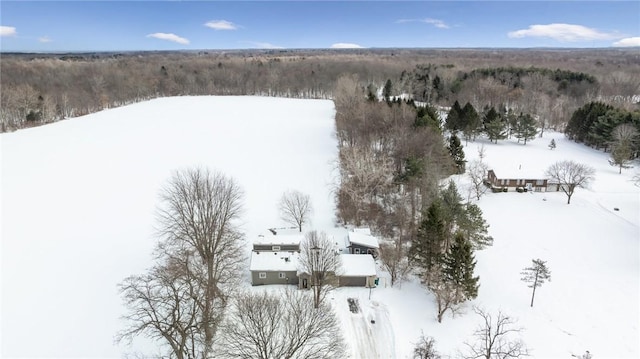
xmin=333 ymin=289 xmax=396 ymax=358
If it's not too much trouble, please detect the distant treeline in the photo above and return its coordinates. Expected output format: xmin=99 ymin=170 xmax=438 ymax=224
xmin=1 ymin=48 xmax=639 ymax=132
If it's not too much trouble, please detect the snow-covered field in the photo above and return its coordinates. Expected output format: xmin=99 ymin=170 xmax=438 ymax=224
xmin=2 ymin=96 xmax=638 ymax=358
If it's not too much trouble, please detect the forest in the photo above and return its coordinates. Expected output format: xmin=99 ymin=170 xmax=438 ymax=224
xmin=1 ymin=48 xmax=639 ymax=132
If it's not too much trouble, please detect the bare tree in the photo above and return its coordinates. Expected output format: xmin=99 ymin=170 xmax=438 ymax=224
xmin=379 ymin=242 xmax=411 ymax=286
xmin=467 ymin=159 xmax=489 ymax=201
xmin=156 ymin=168 xmax=245 ymax=356
xmin=217 ymin=289 xmax=346 ymax=359
xmin=298 ymin=231 xmax=341 ymax=308
xmin=609 ymin=123 xmax=638 ymax=174
xmin=413 ymin=332 xmax=441 ymax=359
xmin=279 ymin=190 xmax=312 ymax=232
xmin=521 ymin=259 xmax=551 ymax=307
xmin=464 ymin=307 xmax=528 ymax=359
xmin=117 ymin=251 xmax=203 ymax=359
xmin=338 ymin=145 xmax=394 ymax=225
xmin=423 ymin=269 xmax=465 ymax=323
xmin=545 ymin=160 xmax=595 ymax=204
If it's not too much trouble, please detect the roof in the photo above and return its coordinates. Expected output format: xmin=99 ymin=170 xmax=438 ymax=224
xmin=347 ymin=230 xmax=379 ymax=249
xmin=337 ymin=254 xmax=377 ymax=277
xmin=249 ymin=251 xmax=299 ymax=272
xmin=488 ymin=162 xmax=546 ymax=180
xmin=253 ymin=228 xmax=304 ymax=246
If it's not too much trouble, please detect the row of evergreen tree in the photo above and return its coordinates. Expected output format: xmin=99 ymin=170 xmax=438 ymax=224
xmin=445 ymin=101 xmax=538 ymax=145
xmin=409 ymin=181 xmax=492 ymax=322
xmin=565 ymin=101 xmax=640 ymax=154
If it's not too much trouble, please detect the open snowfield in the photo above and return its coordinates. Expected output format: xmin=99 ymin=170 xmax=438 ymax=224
xmin=1 ymin=96 xmax=337 ymax=357
xmin=2 ymin=96 xmax=638 ymax=358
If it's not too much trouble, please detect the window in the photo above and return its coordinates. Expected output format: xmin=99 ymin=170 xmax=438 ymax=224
xmin=278 ymin=272 xmax=286 ymax=279
xmin=536 ymin=179 xmax=544 ymax=185
xmin=259 ymin=272 xmax=266 ymax=279
xmin=354 ymin=248 xmax=360 ymax=254
xmin=272 ymin=245 xmax=281 ymax=251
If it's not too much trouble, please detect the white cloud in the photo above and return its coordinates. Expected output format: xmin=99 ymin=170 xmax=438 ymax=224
xmin=422 ymin=18 xmax=449 ymax=29
xmin=205 ymin=20 xmax=239 ymax=31
xmin=612 ymin=37 xmax=640 ymax=47
xmin=39 ymin=36 xmax=52 ymax=43
xmin=146 ymin=33 xmax=190 ymax=45
xmin=331 ymin=43 xmax=364 ymax=49
xmin=508 ymin=23 xmax=618 ymax=42
xmin=1 ymin=26 xmax=17 ymax=37
xmin=242 ymin=41 xmax=284 ymax=49
xmin=396 ymin=18 xmax=450 ymax=29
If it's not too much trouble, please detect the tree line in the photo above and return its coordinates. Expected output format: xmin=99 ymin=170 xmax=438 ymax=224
xmin=2 ymin=48 xmax=638 ymax=132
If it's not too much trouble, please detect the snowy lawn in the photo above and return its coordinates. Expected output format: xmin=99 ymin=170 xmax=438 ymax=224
xmin=2 ymin=97 xmax=638 ymax=358
xmin=1 ymin=96 xmax=337 ymax=358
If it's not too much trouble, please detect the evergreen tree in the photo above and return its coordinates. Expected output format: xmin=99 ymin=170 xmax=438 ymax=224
xmin=442 ymin=233 xmax=479 ymax=300
xmin=457 ymin=203 xmax=493 ymax=250
xmin=410 ymin=200 xmax=447 ymax=272
xmin=415 ymin=104 xmax=442 ymax=131
xmin=383 ymin=79 xmax=393 ymax=103
xmin=461 ymin=102 xmax=481 ymax=143
xmin=439 ymin=181 xmax=464 ymax=251
xmin=548 ymin=139 xmax=556 ymax=150
xmin=448 ymin=134 xmax=466 ymax=174
xmin=446 ymin=101 xmax=463 ymax=132
xmin=565 ymin=102 xmax=614 ymax=143
xmin=505 ymin=110 xmax=518 ymax=139
xmin=521 ymin=259 xmax=551 ymax=307
xmin=483 ymin=107 xmax=507 ymax=143
xmin=515 ymin=113 xmax=538 ymax=144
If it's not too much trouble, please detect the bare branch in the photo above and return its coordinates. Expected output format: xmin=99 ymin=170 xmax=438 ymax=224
xmin=217 ymin=289 xmax=347 ymax=359
xmin=279 ymin=190 xmax=312 ymax=232
xmin=298 ymin=231 xmax=341 ymax=308
xmin=463 ymin=306 xmax=528 ymax=359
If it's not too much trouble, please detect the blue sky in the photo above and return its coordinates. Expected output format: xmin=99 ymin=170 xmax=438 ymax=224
xmin=1 ymin=1 xmax=638 ymax=52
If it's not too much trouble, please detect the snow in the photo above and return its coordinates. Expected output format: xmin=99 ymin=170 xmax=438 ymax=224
xmin=253 ymin=229 xmax=305 ymax=246
xmin=348 ymin=230 xmax=380 ymax=249
xmin=1 ymin=96 xmax=337 ymax=358
xmin=338 ymin=254 xmax=377 ymax=277
xmin=249 ymin=251 xmax=299 ymax=272
xmin=2 ymin=96 xmax=638 ymax=358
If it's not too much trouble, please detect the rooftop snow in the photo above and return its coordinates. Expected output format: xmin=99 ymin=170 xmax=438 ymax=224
xmin=253 ymin=229 xmax=304 ymax=246
xmin=249 ymin=251 xmax=299 ymax=272
xmin=348 ymin=231 xmax=379 ymax=249
xmin=487 ymin=161 xmax=547 ymax=180
xmin=338 ymin=254 xmax=377 ymax=277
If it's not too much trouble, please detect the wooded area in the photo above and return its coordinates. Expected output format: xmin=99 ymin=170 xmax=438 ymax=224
xmin=2 ymin=48 xmax=638 ymax=132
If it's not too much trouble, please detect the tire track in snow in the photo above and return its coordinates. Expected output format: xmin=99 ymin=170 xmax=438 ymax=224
xmin=336 ymin=296 xmax=395 ymax=358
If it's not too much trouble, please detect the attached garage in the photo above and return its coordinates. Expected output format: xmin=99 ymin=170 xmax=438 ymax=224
xmin=337 ymin=254 xmax=377 ymax=287
xmin=338 ymin=276 xmax=367 ymax=287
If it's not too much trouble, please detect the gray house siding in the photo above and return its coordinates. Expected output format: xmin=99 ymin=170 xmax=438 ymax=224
xmin=251 ymin=270 xmax=299 ymax=286
xmin=349 ymin=243 xmax=377 ymax=256
xmin=253 ymin=244 xmax=299 ymax=251
xmin=338 ymin=276 xmax=367 ymax=287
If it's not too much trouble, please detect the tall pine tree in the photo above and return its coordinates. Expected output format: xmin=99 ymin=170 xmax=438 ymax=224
xmin=484 ymin=107 xmax=507 ymax=143
xmin=446 ymin=101 xmax=463 ymax=132
xmin=515 ymin=113 xmax=538 ymax=145
xmin=442 ymin=233 xmax=479 ymax=300
xmin=457 ymin=203 xmax=493 ymax=250
xmin=461 ymin=102 xmax=481 ymax=143
xmin=448 ymin=134 xmax=466 ymax=174
xmin=411 ymin=200 xmax=447 ymax=272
